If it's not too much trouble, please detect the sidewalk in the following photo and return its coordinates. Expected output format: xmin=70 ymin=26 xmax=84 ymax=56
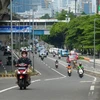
xmin=82 ymin=56 xmax=100 ymax=64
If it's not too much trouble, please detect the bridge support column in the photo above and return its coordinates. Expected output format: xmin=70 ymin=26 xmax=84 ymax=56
xmin=45 ymin=22 xmax=46 ymax=29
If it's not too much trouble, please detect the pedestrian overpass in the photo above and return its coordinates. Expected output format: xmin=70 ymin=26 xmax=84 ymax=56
xmin=0 ymin=19 xmax=67 ymax=35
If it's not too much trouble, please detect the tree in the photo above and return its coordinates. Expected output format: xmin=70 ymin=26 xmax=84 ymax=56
xmin=41 ymin=22 xmax=68 ymax=47
xmin=40 ymin=14 xmax=50 ymax=19
xmin=81 ymin=11 xmax=86 ymax=15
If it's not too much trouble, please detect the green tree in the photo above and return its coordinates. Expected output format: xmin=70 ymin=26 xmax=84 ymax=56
xmin=40 ymin=14 xmax=51 ymax=19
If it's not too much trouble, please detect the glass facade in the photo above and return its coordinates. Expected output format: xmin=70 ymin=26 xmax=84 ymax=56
xmin=12 ymin=0 xmax=41 ymax=12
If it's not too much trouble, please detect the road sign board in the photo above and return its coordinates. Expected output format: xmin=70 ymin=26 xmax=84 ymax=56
xmin=98 ymin=5 xmax=100 ymax=11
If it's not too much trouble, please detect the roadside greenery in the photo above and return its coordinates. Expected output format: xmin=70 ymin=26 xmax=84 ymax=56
xmin=41 ymin=10 xmax=100 ymax=56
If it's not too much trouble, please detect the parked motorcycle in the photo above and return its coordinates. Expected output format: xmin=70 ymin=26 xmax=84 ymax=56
xmin=16 ymin=63 xmax=31 ymax=90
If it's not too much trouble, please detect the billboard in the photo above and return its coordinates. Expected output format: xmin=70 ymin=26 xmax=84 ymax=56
xmin=0 ymin=26 xmax=32 ymax=33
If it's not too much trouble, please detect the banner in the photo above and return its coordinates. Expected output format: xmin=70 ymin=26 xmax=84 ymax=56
xmin=0 ymin=26 xmax=32 ymax=33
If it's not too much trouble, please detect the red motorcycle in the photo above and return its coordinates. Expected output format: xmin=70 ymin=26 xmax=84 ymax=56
xmin=16 ymin=63 xmax=31 ymax=90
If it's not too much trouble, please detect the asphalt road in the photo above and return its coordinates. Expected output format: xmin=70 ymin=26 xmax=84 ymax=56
xmin=0 ymin=52 xmax=100 ymax=100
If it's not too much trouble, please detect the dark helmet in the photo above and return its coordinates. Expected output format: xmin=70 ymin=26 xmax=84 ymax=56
xmin=68 ymin=63 xmax=70 ymax=66
xmin=21 ymin=51 xmax=27 ymax=55
xmin=79 ymin=62 xmax=82 ymax=66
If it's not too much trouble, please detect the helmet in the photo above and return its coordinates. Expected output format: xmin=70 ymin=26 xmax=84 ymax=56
xmin=79 ymin=62 xmax=82 ymax=66
xmin=68 ymin=63 xmax=70 ymax=66
xmin=21 ymin=51 xmax=27 ymax=55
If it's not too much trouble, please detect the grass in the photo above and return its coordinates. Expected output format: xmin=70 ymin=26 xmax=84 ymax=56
xmin=78 ymin=56 xmax=84 ymax=60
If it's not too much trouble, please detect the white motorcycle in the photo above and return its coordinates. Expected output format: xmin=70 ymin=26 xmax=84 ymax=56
xmin=58 ymin=54 xmax=61 ymax=59
xmin=78 ymin=68 xmax=84 ymax=78
xmin=67 ymin=68 xmax=72 ymax=76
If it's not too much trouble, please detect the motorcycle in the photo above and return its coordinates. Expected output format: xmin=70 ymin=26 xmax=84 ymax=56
xmin=35 ymin=51 xmax=37 ymax=54
xmin=16 ymin=63 xmax=31 ymax=90
xmin=78 ymin=68 xmax=84 ymax=78
xmin=53 ymin=54 xmax=55 ymax=57
xmin=41 ymin=55 xmax=44 ymax=60
xmin=73 ymin=60 xmax=77 ymax=69
xmin=58 ymin=55 xmax=61 ymax=59
xmin=55 ymin=63 xmax=58 ymax=68
xmin=67 ymin=68 xmax=72 ymax=76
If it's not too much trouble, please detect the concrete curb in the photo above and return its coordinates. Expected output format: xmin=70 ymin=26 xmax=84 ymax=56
xmin=84 ymin=69 xmax=100 ymax=77
xmin=83 ymin=57 xmax=90 ymax=62
xmin=0 ymin=72 xmax=39 ymax=78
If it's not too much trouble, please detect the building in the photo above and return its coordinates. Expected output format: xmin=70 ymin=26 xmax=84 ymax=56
xmin=17 ymin=5 xmax=52 ymax=18
xmin=66 ymin=0 xmax=80 ymax=13
xmin=96 ymin=0 xmax=100 ymax=14
xmin=81 ymin=0 xmax=96 ymax=14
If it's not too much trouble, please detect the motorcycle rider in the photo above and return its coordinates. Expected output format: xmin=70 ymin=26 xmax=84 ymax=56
xmin=15 ymin=51 xmax=32 ymax=84
xmin=77 ymin=62 xmax=84 ymax=73
xmin=55 ymin=59 xmax=58 ymax=64
xmin=67 ymin=63 xmax=72 ymax=69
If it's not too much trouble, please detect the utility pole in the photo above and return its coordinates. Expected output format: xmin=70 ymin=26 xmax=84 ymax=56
xmin=75 ymin=0 xmax=77 ymax=16
xmin=10 ymin=0 xmax=14 ymax=72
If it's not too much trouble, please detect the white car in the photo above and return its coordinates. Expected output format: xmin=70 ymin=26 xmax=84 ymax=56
xmin=20 ymin=47 xmax=29 ymax=52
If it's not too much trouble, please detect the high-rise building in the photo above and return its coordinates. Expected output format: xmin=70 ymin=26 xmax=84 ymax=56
xmin=96 ymin=0 xmax=100 ymax=14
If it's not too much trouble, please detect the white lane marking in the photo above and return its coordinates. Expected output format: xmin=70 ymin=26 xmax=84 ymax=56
xmin=48 ymin=66 xmax=51 ymax=68
xmin=13 ymin=52 xmax=19 ymax=59
xmin=84 ymin=73 xmax=97 ymax=84
xmin=92 ymin=91 xmax=94 ymax=95
xmin=90 ymin=86 xmax=94 ymax=91
xmin=31 ymin=79 xmax=41 ymax=83
xmin=51 ymin=68 xmax=66 ymax=77
xmin=88 ymin=92 xmax=91 ymax=96
xmin=0 ymin=86 xmax=17 ymax=93
xmin=46 ymin=64 xmax=48 ymax=66
xmin=43 ymin=62 xmax=45 ymax=64
xmin=35 ymin=69 xmax=42 ymax=75
xmin=0 ymin=79 xmax=41 ymax=94
xmin=44 ymin=77 xmax=65 ymax=81
xmin=80 ymin=81 xmax=92 ymax=83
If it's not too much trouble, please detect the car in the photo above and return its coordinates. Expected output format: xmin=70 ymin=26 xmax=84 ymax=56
xmin=59 ymin=49 xmax=69 ymax=57
xmin=66 ymin=54 xmax=78 ymax=63
xmin=39 ymin=50 xmax=47 ymax=57
xmin=20 ymin=47 xmax=29 ymax=52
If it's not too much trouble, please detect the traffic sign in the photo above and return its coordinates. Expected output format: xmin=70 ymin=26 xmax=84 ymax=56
xmin=98 ymin=5 xmax=100 ymax=11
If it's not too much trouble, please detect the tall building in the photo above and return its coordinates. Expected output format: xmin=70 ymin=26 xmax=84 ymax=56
xmin=66 ymin=0 xmax=80 ymax=13
xmin=96 ymin=0 xmax=100 ymax=14
xmin=12 ymin=0 xmax=42 ymax=12
xmin=81 ymin=0 xmax=96 ymax=14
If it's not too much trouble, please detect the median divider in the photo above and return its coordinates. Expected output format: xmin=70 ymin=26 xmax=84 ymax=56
xmin=0 ymin=72 xmax=39 ymax=78
xmin=84 ymin=57 xmax=90 ymax=61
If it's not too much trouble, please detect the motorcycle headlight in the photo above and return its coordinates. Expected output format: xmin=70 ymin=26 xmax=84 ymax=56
xmin=17 ymin=71 xmax=20 ymax=74
xmin=23 ymin=71 xmax=26 ymax=74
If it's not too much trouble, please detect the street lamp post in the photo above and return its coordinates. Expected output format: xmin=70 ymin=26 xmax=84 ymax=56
xmin=94 ymin=18 xmax=100 ymax=68
xmin=14 ymin=2 xmax=38 ymax=71
xmin=10 ymin=0 xmax=14 ymax=72
xmin=32 ymin=8 xmax=34 ymax=71
xmin=94 ymin=19 xmax=96 ymax=68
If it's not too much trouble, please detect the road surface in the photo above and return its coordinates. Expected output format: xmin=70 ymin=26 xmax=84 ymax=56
xmin=0 ymin=52 xmax=100 ymax=100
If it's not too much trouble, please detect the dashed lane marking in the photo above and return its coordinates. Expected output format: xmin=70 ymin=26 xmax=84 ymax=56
xmin=90 ymin=86 xmax=95 ymax=91
xmin=51 ymin=68 xmax=66 ymax=78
